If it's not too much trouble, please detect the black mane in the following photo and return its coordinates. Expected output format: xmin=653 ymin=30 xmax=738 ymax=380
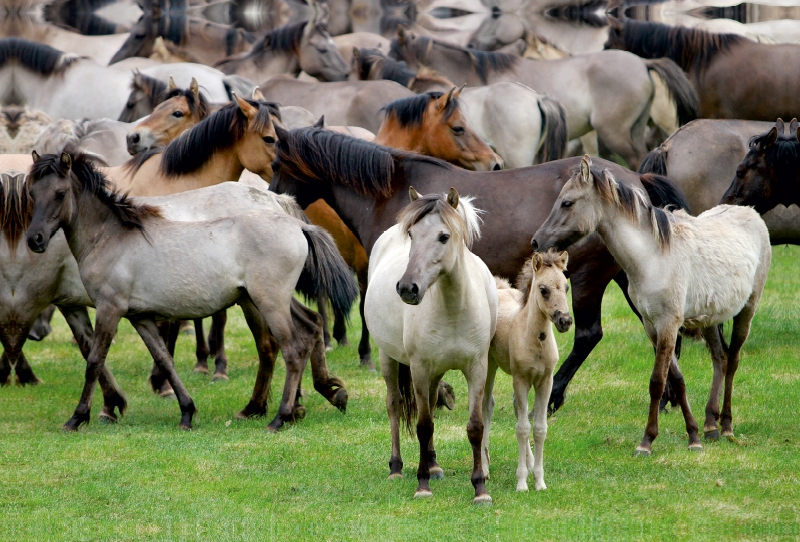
xmin=612 ymin=20 xmax=745 ymax=74
xmin=30 ymin=152 xmax=161 ymax=231
xmin=0 ymin=38 xmax=82 ymax=75
xmin=0 ymin=171 xmax=32 ymax=250
xmin=274 ymin=127 xmax=452 ymax=198
xmin=750 ymin=130 xmax=800 ymax=182
xmin=250 ymin=21 xmax=308 ymax=56
xmin=381 ymin=92 xmax=459 ymax=127
xmin=357 ymin=48 xmax=416 ymax=87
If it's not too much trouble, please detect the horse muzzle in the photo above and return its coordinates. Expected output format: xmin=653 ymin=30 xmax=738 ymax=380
xmin=396 ymin=279 xmax=423 ymax=305
xmin=127 ymin=129 xmax=155 ymax=155
xmin=27 ymin=231 xmax=48 ymax=253
xmin=553 ymin=311 xmax=573 ymax=333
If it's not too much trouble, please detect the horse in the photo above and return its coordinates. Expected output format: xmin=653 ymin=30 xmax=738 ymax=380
xmin=375 ymin=89 xmax=502 ymax=171
xmin=214 ymin=20 xmax=349 ymax=83
xmin=35 ymin=118 xmax=133 ymax=167
xmin=721 ymin=119 xmax=800 ymax=214
xmin=639 ymin=119 xmax=800 ymax=245
xmin=26 ymin=151 xmax=358 ymax=432
xmin=268 ymin=126 xmax=692 ymax=414
xmin=365 ymin=189 xmax=496 ymax=503
xmin=532 ymin=155 xmax=771 ymax=455
xmin=0 ymin=38 xmax=229 ymax=121
xmin=351 ymin=48 xmax=568 ymax=166
xmin=333 ymin=32 xmax=391 ymax=65
xmin=488 ymin=250 xmax=572 ymax=491
xmin=604 ymin=19 xmax=800 ymax=121
xmin=257 ymin=76 xmax=415 ymax=134
xmin=388 ymin=28 xmax=699 ymax=169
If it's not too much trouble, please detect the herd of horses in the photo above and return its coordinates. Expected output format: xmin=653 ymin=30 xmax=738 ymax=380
xmin=2 ymin=6 xmax=800 ymax=504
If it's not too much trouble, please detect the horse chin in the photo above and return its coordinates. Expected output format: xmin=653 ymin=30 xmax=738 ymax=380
xmin=319 ymin=69 xmax=349 ymax=83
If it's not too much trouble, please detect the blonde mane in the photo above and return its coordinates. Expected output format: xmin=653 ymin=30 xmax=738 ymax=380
xmin=398 ymin=191 xmax=482 ymax=249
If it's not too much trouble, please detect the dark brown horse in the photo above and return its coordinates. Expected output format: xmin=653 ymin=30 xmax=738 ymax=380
xmin=721 ymin=119 xmax=800 ymax=213
xmin=605 ymin=19 xmax=800 ymax=120
xmin=269 ymin=127 xmax=692 ymax=413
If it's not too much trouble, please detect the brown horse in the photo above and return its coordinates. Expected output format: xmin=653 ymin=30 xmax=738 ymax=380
xmin=721 ymin=119 xmax=800 ymax=213
xmin=269 ymin=127 xmax=692 ymax=414
xmin=605 ymin=19 xmax=800 ymax=120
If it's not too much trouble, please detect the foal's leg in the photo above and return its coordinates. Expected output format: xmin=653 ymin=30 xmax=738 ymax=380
xmin=60 ymin=306 xmax=127 ymax=423
xmin=4 ymin=324 xmax=40 ymax=385
xmin=465 ymin=359 xmax=491 ymax=504
xmin=236 ymin=299 xmax=279 ymax=420
xmin=150 ymin=321 xmax=178 ymax=398
xmin=721 ymin=299 xmax=759 ymax=438
xmin=512 ymin=373 xmax=534 ymax=491
xmin=316 ymin=292 xmax=332 ymax=349
xmin=701 ymin=325 xmax=728 ymax=439
xmin=427 ymin=372 xmax=445 ymax=479
xmin=207 ymin=310 xmax=229 ymax=381
xmin=667 ymin=355 xmax=702 ymax=451
xmin=411 ymin=362 xmax=435 ymax=499
xmin=481 ymin=362 xmax=497 ymax=480
xmin=132 ymin=319 xmax=197 ymax=429
xmin=193 ymin=318 xmax=210 ymax=374
xmin=380 ymin=352 xmax=404 ymax=479
xmin=64 ymin=307 xmax=122 ymax=431
xmin=531 ymin=372 xmax=552 ymax=490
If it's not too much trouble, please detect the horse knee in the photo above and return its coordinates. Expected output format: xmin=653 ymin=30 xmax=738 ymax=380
xmin=466 ymin=420 xmax=484 ymax=444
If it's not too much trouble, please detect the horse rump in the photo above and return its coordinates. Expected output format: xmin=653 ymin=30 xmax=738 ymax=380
xmin=536 ymin=95 xmax=568 ymax=163
xmin=645 ymin=58 xmax=699 ymax=126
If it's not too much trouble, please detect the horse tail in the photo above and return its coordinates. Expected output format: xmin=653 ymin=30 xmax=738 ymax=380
xmin=640 ymin=173 xmax=691 ymax=213
xmin=398 ymin=363 xmax=417 ymax=434
xmin=297 ymin=225 xmax=359 ymax=324
xmin=638 ymin=144 xmax=668 ymax=176
xmin=274 ymin=193 xmax=310 ymax=223
xmin=645 ymin=58 xmax=699 ymax=126
xmin=536 ymin=95 xmax=568 ymax=163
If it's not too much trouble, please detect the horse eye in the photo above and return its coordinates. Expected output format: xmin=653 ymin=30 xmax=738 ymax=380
xmin=562 ymin=200 xmax=573 ymax=208
xmin=539 ymin=286 xmax=550 ymax=298
xmin=452 ymin=127 xmax=465 ymax=136
xmin=408 ymin=231 xmax=413 ymax=239
xmin=172 ymin=111 xmax=184 ymax=118
xmin=263 ymin=136 xmax=276 ymax=144
xmin=55 ymin=191 xmax=66 ymax=201
xmin=736 ymin=168 xmax=745 ymax=178
xmin=439 ymin=233 xmax=450 ymax=243
xmin=126 ymin=102 xmax=134 ymax=109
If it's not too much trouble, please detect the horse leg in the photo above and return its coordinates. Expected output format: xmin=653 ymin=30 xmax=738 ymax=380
xmin=721 ymin=297 xmax=759 ymax=438
xmin=28 ymin=304 xmax=56 ymax=341
xmin=13 ymin=348 xmax=41 ymax=386
xmin=380 ymin=352 xmax=404 ymax=479
xmin=667 ymin=355 xmax=702 ymax=451
xmin=635 ymin=319 xmax=681 ymax=456
xmin=60 ymin=306 xmax=127 ymax=423
xmin=64 ymin=306 xmax=122 ymax=431
xmin=0 ymin=351 xmax=10 ymax=386
xmin=292 ymin=299 xmax=348 ymax=413
xmin=701 ymin=325 xmax=727 ymax=439
xmin=132 ymin=319 xmax=196 ymax=429
xmin=356 ymin=267 xmax=374 ymax=370
xmin=316 ymin=292 xmax=332 ymax=350
xmin=208 ymin=310 xmax=229 ymax=382
xmin=236 ymin=299 xmax=278 ymax=420
xmin=512 ymin=373 xmax=533 ymax=491
xmin=427 ymin=372 xmax=445 ymax=480
xmin=465 ymin=357 xmax=490 ymax=504
xmin=149 ymin=321 xmax=177 ymax=398
xmin=531 ymin=372 xmax=552 ymax=490
xmin=592 ymin=94 xmax=650 ymax=170
xmin=193 ymin=318 xmax=210 ymax=374
xmin=411 ymin=362 xmax=434 ymax=499
xmin=481 ymin=362 xmax=497 ymax=481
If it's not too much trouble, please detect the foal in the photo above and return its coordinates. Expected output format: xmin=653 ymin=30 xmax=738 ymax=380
xmin=533 ymin=155 xmax=771 ymax=455
xmin=487 ymin=251 xmax=572 ymax=491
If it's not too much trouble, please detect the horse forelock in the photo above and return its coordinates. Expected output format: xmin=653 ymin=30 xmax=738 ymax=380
xmin=398 ymin=192 xmax=481 ymax=249
xmin=251 ymin=21 xmax=308 ymax=56
xmin=381 ymin=92 xmax=459 ymax=128
xmin=516 ymin=250 xmax=566 ymax=304
xmin=0 ymin=171 xmax=33 ymax=250
xmin=0 ymin=38 xmax=84 ymax=75
xmin=620 ymin=20 xmax=744 ymax=74
xmin=749 ymin=131 xmax=800 ymax=182
xmin=160 ymin=99 xmax=278 ymax=176
xmin=30 ymin=152 xmax=162 ymax=231
xmin=359 ymin=50 xmax=416 ymax=87
xmin=156 ymin=86 xmax=211 ymax=120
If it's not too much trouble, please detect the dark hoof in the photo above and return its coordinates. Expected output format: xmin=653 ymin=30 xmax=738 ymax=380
xmin=28 ymin=322 xmax=52 ymax=342
xmin=704 ymin=429 xmax=720 ymax=440
xmin=332 ymin=387 xmax=348 ymax=413
xmin=63 ymin=413 xmax=90 ymax=432
xmin=336 ymin=336 xmax=350 ymax=347
xmin=179 ymin=423 xmax=193 ymax=431
xmin=436 ymin=382 xmax=455 ymax=411
xmin=266 ymin=416 xmax=285 ymax=432
xmin=211 ymin=373 xmax=229 ymax=382
xmin=15 ymin=375 xmax=43 ymax=386
xmin=236 ymin=402 xmax=267 ymax=420
xmin=360 ymin=357 xmax=376 ymax=372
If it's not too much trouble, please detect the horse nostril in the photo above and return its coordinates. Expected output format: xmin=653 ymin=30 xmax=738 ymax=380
xmin=396 ymin=281 xmax=401 ymax=294
xmin=531 ymin=238 xmax=539 ymax=251
xmin=128 ymin=133 xmax=140 ymax=144
xmin=493 ymin=163 xmax=502 ymax=171
xmin=35 ymin=233 xmax=43 ymax=244
xmin=411 ymin=284 xmax=419 ymax=296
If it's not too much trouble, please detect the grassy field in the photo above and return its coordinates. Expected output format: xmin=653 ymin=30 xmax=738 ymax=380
xmin=2 ymin=246 xmax=800 ymax=541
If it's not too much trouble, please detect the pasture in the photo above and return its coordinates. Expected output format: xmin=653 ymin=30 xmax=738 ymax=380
xmin=2 ymin=245 xmax=798 ymax=541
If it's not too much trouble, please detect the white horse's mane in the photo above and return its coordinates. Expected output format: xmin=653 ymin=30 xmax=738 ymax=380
xmin=455 ymin=194 xmax=482 ymax=248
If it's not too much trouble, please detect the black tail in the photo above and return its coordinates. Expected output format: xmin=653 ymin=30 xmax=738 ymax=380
xmin=638 ymin=144 xmax=668 ymax=176
xmin=536 ymin=95 xmax=568 ymax=163
xmin=398 ymin=363 xmax=417 ymax=434
xmin=645 ymin=58 xmax=699 ymax=126
xmin=296 ymin=226 xmax=359 ymax=324
xmin=640 ymin=173 xmax=691 ymax=214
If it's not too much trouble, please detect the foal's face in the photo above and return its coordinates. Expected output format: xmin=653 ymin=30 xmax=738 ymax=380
xmin=532 ymin=156 xmax=598 ymax=252
xmin=299 ymin=24 xmax=349 ymax=82
xmin=532 ymin=252 xmax=572 ymax=333
xmin=27 ymin=153 xmax=73 ymax=253
xmin=127 ymin=95 xmax=197 ymax=154
xmin=397 ymin=211 xmax=459 ymax=305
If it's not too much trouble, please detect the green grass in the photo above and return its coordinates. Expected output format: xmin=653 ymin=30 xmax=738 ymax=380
xmin=2 ymin=247 xmax=800 ymax=541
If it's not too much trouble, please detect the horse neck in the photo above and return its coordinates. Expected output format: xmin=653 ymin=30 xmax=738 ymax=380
xmin=595 ymin=202 xmax=662 ymax=283
xmin=521 ymin=291 xmax=551 ymax=342
xmin=62 ymin=190 xmax=127 ymax=263
xmin=430 ymin=44 xmax=484 ymax=86
xmin=375 ymin=120 xmax=423 ymax=153
xmin=255 ymin=50 xmax=300 ymax=76
xmin=430 ymin=247 xmax=472 ymax=312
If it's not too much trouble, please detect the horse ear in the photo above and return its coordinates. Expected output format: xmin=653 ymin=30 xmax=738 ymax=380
xmin=314 ymin=115 xmax=325 ymax=128
xmin=557 ymin=250 xmax=569 ymax=270
xmin=438 ymin=87 xmax=457 ymax=111
xmin=409 ymin=186 xmax=420 ymax=201
xmin=453 ymin=83 xmax=466 ymax=99
xmin=189 ymin=78 xmax=200 ymax=99
xmin=274 ymin=123 xmax=290 ymax=142
xmin=532 ymin=252 xmax=543 ymax=272
xmin=580 ymin=155 xmax=592 ymax=184
xmin=31 ymin=150 xmax=40 ymax=163
xmin=397 ymin=26 xmax=407 ymax=45
xmin=776 ymin=118 xmax=786 ymax=134
xmin=790 ymin=118 xmax=798 ymax=136
xmin=758 ymin=127 xmax=778 ymax=152
xmin=447 ymin=187 xmax=459 ymax=209
xmin=252 ymin=87 xmax=265 ymax=101
xmin=60 ymin=151 xmax=72 ymax=171
xmin=352 ymin=47 xmax=361 ymax=63
xmin=232 ymin=92 xmax=258 ymax=121
xmin=167 ymin=75 xmax=178 ymax=92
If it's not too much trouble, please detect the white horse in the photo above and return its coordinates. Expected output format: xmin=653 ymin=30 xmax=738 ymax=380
xmin=365 ymin=188 xmax=497 ymax=504
xmin=532 ymin=155 xmax=772 ymax=456
xmin=487 ymin=250 xmax=572 ymax=492
xmin=0 ymin=38 xmax=230 ymax=121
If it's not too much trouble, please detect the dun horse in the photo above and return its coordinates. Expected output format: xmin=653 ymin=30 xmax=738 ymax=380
xmin=532 ymin=156 xmax=771 ymax=455
xmin=365 ymin=189 xmax=496 ymax=503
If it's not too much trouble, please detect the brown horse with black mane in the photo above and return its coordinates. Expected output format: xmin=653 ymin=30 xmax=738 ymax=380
xmin=269 ymin=126 xmax=692 ymax=413
xmin=605 ymin=19 xmax=800 ymax=120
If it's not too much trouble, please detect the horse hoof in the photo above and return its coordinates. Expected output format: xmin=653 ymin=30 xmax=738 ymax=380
xmin=332 ymin=388 xmax=348 ymax=413
xmin=180 ymin=322 xmax=195 ymax=336
xmin=429 ymin=466 xmax=444 ymax=480
xmin=236 ymin=405 xmax=266 ymax=420
xmin=325 ymin=345 xmax=334 ymax=353
xmin=688 ymin=443 xmax=703 ymax=452
xmin=178 ymin=423 xmax=193 ymax=431
xmin=414 ymin=489 xmax=433 ymax=499
xmin=704 ymin=429 xmax=719 ymax=440
xmin=159 ymin=390 xmax=177 ymax=400
xmin=722 ymin=430 xmax=734 ymax=439
xmin=633 ymin=447 xmax=651 ymax=457
xmin=534 ymin=482 xmax=547 ymax=491
xmin=516 ymin=483 xmax=529 ymax=492
xmin=360 ymin=358 xmax=376 ymax=372
xmin=388 ymin=473 xmax=403 ymax=480
xmin=473 ymin=494 xmax=492 ymax=505
xmin=294 ymin=406 xmax=307 ymax=421
xmin=193 ymin=366 xmax=209 ymax=375
xmin=211 ymin=373 xmax=229 ymax=382
xmin=98 ymin=411 xmax=118 ymax=424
